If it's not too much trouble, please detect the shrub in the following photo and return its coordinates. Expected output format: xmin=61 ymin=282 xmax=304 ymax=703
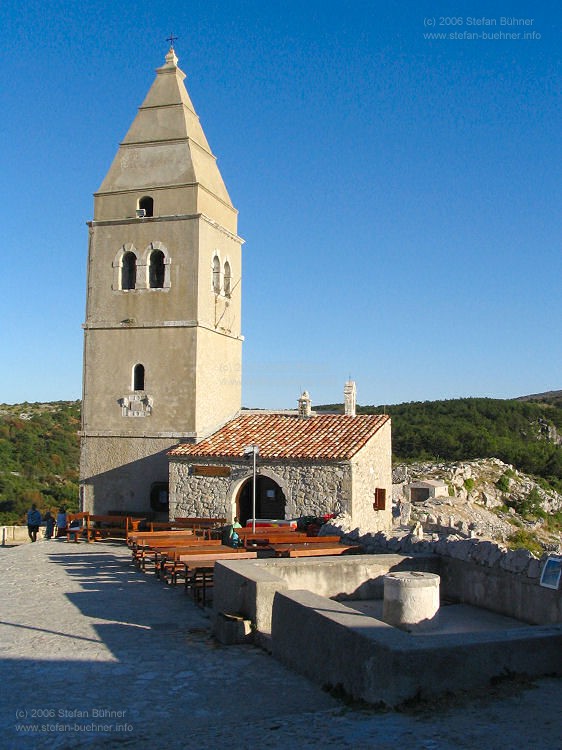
xmin=506 ymin=487 xmax=545 ymax=521
xmin=507 ymin=529 xmax=543 ymax=556
xmin=544 ymin=511 xmax=562 ymax=533
xmin=496 ymin=473 xmax=511 ymax=493
xmin=463 ymin=478 xmax=475 ymax=493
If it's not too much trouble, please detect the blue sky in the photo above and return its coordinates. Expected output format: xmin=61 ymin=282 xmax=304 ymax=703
xmin=1 ymin=0 xmax=560 ymax=409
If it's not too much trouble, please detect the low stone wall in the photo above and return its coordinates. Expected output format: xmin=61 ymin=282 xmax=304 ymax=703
xmin=1 ymin=526 xmax=33 ymax=545
xmin=341 ymin=530 xmax=562 ymax=624
xmin=440 ymin=557 xmax=562 ymax=624
xmin=271 ymin=589 xmax=562 ymax=707
xmin=213 ymin=559 xmax=286 ymax=637
xmin=213 ymin=555 xmax=439 ymax=637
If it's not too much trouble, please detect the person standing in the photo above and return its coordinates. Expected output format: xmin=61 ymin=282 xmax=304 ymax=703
xmin=43 ymin=511 xmax=55 ymax=540
xmin=56 ymin=507 xmax=68 ymax=538
xmin=26 ymin=503 xmax=42 ymax=543
xmin=230 ymin=516 xmax=242 ymax=548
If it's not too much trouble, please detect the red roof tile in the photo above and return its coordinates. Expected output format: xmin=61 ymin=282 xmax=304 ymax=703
xmin=169 ymin=412 xmax=390 ymax=461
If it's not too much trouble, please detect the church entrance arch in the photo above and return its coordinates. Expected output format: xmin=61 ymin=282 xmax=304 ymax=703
xmin=236 ymin=476 xmax=286 ymax=526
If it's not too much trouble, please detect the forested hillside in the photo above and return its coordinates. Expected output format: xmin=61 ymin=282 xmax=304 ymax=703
xmin=322 ymin=397 xmax=562 ymax=493
xmin=0 ymin=402 xmax=80 ymax=524
xmin=2 ymin=395 xmax=561 ymax=525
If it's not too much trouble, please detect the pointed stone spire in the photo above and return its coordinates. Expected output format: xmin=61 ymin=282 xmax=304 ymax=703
xmin=95 ymin=48 xmax=234 ymax=225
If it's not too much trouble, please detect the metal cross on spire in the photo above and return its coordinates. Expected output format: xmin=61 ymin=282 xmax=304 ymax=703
xmin=166 ymin=33 xmax=178 ymax=49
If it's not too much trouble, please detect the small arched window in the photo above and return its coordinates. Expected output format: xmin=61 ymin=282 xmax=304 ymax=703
xmin=149 ymin=250 xmax=165 ymax=289
xmin=212 ymin=255 xmax=221 ymax=294
xmin=133 ymin=364 xmax=145 ymax=391
xmin=138 ymin=196 xmax=154 ymax=217
xmin=223 ymin=261 xmax=231 ymax=297
xmin=122 ymin=252 xmax=137 ymax=290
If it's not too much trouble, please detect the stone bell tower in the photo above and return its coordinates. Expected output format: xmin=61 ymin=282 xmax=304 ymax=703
xmin=80 ymin=47 xmax=243 ymax=515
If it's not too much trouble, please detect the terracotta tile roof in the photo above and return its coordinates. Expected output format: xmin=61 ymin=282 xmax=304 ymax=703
xmin=169 ymin=412 xmax=390 ymax=461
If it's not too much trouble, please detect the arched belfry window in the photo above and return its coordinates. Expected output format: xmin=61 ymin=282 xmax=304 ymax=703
xmin=138 ymin=196 xmax=154 ymax=217
xmin=133 ymin=364 xmax=145 ymax=391
xmin=149 ymin=250 xmax=165 ymax=289
xmin=212 ymin=255 xmax=221 ymax=294
xmin=223 ymin=261 xmax=231 ymax=297
xmin=122 ymin=252 xmax=137 ymax=290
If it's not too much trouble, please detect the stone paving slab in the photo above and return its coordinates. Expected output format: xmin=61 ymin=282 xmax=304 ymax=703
xmin=0 ymin=539 xmax=561 ymax=749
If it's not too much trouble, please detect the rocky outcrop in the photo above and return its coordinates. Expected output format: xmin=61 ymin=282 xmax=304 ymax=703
xmin=390 ymin=458 xmax=562 ymax=547
xmin=392 ymin=457 xmax=562 ymax=513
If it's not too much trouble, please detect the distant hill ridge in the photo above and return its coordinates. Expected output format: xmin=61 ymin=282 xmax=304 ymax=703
xmin=515 ymin=390 xmax=562 ymax=404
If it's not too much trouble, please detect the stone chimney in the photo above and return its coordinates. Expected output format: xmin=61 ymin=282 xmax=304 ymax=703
xmin=298 ymin=390 xmax=312 ymax=418
xmin=344 ymin=380 xmax=356 ymax=417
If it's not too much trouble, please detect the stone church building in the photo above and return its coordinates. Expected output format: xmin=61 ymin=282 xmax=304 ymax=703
xmin=168 ymin=406 xmax=392 ymax=532
xmin=80 ymin=46 xmax=392 ymax=532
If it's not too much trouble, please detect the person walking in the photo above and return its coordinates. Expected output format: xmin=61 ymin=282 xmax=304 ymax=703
xmin=26 ymin=503 xmax=42 ymax=543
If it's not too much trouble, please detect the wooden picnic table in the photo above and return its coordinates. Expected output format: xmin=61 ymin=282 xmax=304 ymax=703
xmin=239 ymin=531 xmax=342 ymax=547
xmin=149 ymin=539 xmax=225 ymax=555
xmin=180 ymin=550 xmax=258 ymax=605
xmin=178 ymin=550 xmax=258 ymax=563
xmin=157 ymin=544 xmax=243 ymax=581
xmin=128 ymin=530 xmax=195 ymax=543
xmin=271 ymin=543 xmax=361 ymax=558
xmin=131 ymin=535 xmax=219 ymax=569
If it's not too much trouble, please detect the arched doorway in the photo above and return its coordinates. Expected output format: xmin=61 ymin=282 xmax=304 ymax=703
xmin=236 ymin=476 xmax=286 ymax=526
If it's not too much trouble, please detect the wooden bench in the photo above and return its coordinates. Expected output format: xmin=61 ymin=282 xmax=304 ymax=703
xmin=236 ymin=526 xmax=300 ymax=534
xmin=170 ymin=517 xmax=226 ymax=537
xmin=146 ymin=521 xmax=204 ymax=532
xmin=128 ymin=530 xmax=195 ymax=545
xmin=131 ymin=534 xmax=227 ymax=571
xmin=66 ymin=512 xmax=140 ymax=543
xmin=128 ymin=530 xmax=197 ymax=553
xmin=129 ymin=532 xmax=200 ymax=568
xmin=88 ymin=514 xmax=131 ymax=540
xmin=127 ymin=517 xmax=150 ymax=535
xmin=66 ymin=512 xmax=94 ymax=543
xmin=184 ymin=566 xmax=214 ymax=607
xmin=159 ymin=544 xmax=246 ymax=584
xmin=174 ymin=516 xmax=227 ymax=528
xmin=180 ymin=551 xmax=258 ymax=605
xmin=271 ymin=543 xmax=362 ymax=558
xmin=235 ymin=528 xmax=301 ymax=547
xmin=145 ymin=517 xmax=226 ymax=537
xmin=155 ymin=541 xmax=225 ymax=580
xmin=236 ymin=530 xmax=342 ymax=547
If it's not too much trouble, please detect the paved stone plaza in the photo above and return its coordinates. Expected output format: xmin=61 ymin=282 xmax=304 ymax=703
xmin=1 ymin=540 xmax=561 ymax=749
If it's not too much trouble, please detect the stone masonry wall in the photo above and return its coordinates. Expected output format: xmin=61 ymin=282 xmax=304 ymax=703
xmin=350 ymin=420 xmax=392 ymax=532
xmin=169 ymin=458 xmax=352 ymax=522
xmin=81 ymin=435 xmax=173 ymax=515
xmin=262 ymin=461 xmax=351 ymax=520
xmin=169 ymin=461 xmax=234 ymax=519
